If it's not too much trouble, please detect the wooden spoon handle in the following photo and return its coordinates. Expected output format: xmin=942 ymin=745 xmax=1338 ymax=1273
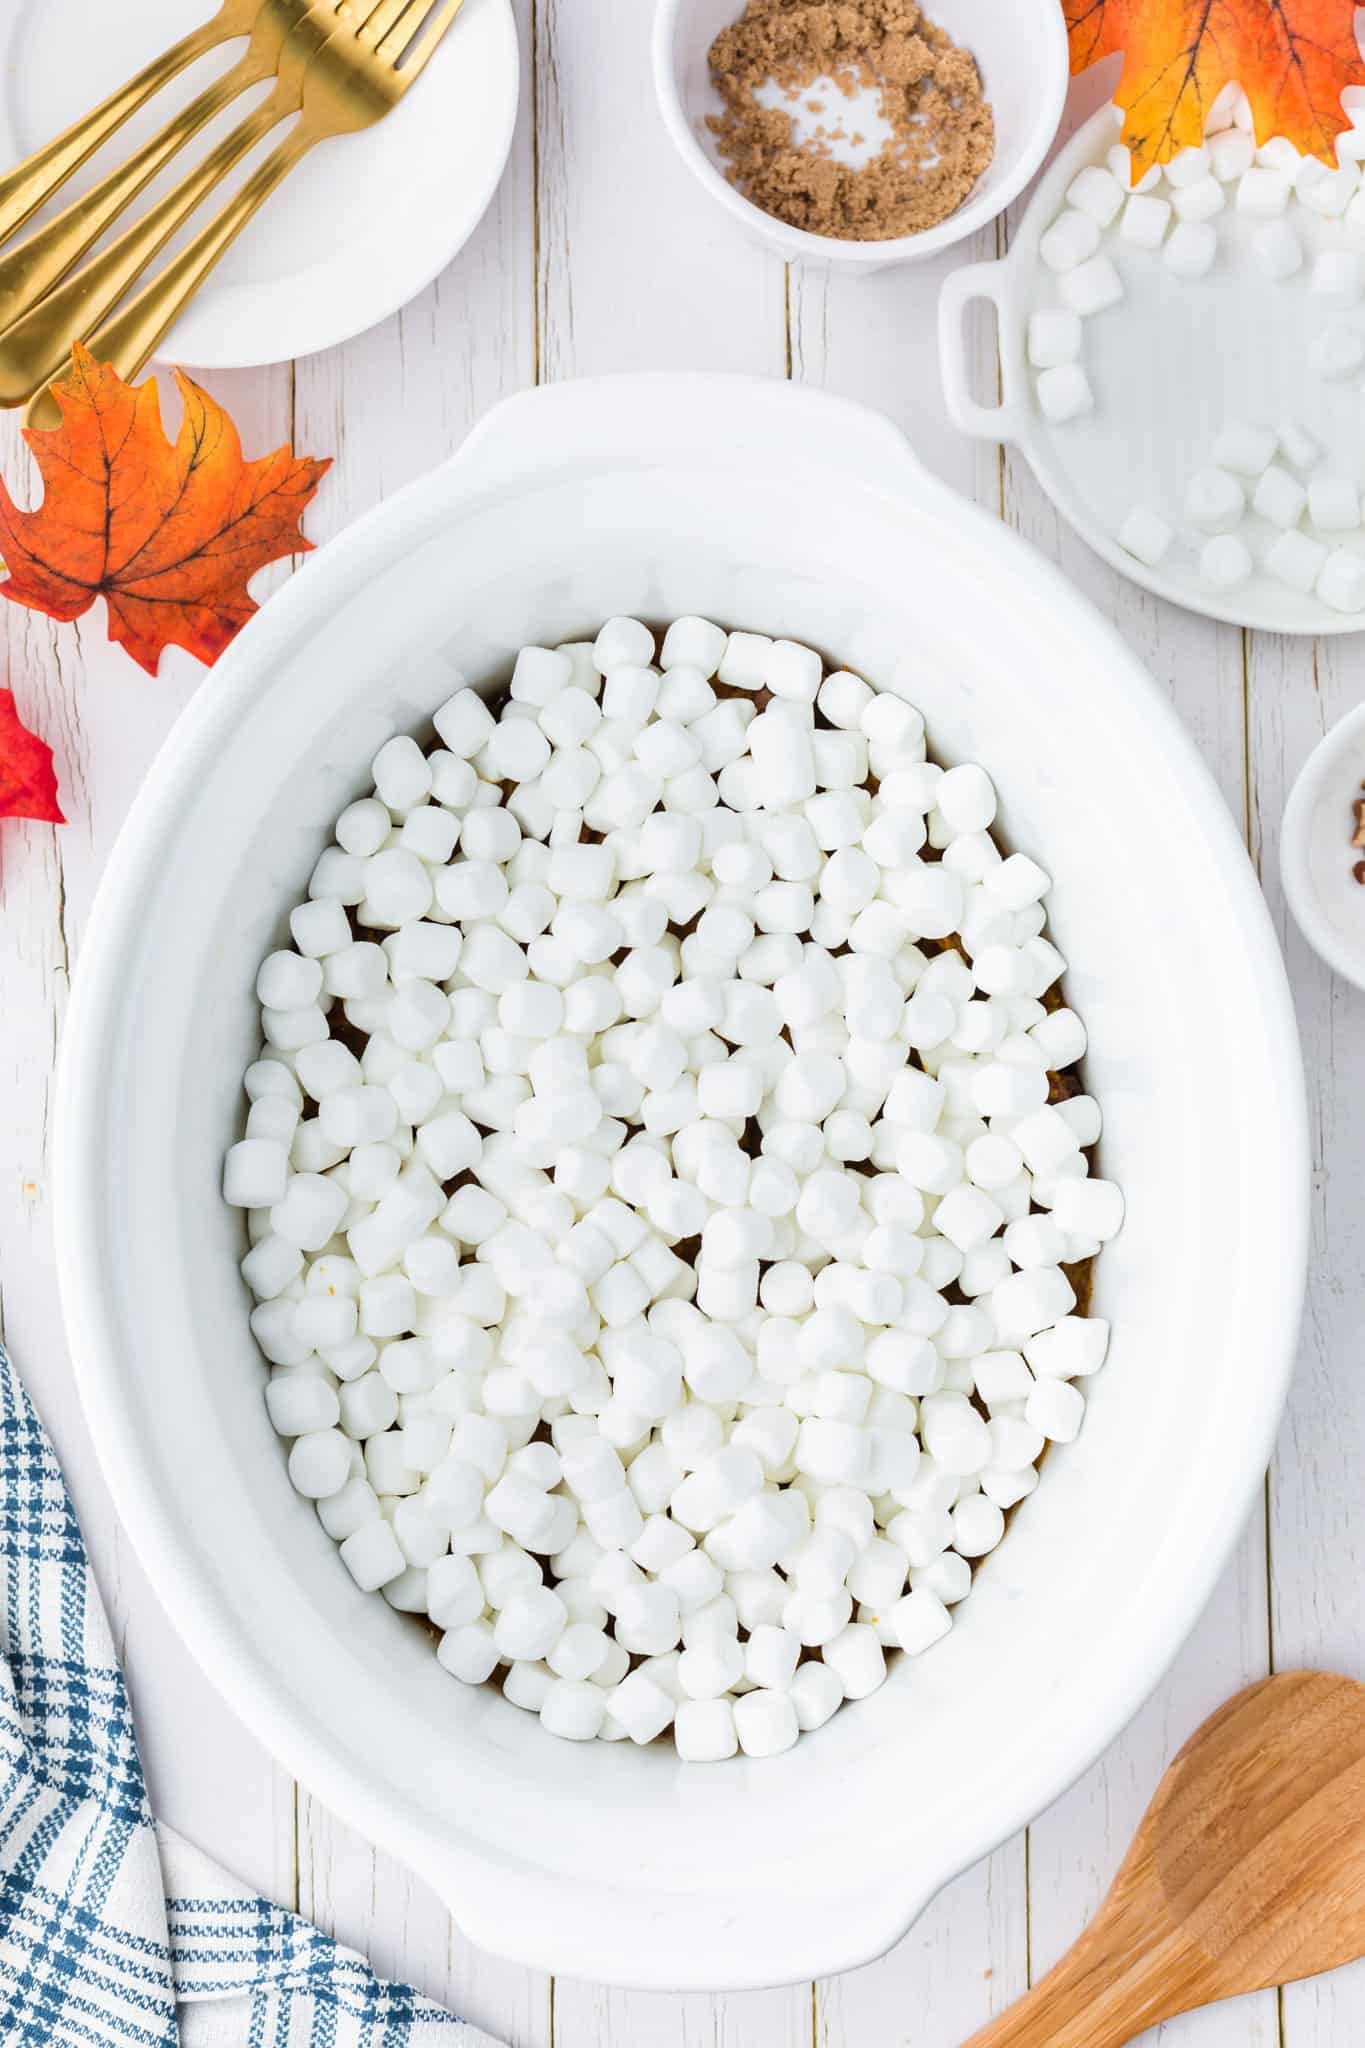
xmin=962 ymin=1919 xmax=1197 ymax=2048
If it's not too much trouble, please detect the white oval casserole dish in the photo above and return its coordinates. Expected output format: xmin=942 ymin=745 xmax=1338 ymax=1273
xmin=54 ymin=374 xmax=1308 ymax=1992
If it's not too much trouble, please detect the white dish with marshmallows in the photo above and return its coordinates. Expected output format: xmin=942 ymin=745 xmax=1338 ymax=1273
xmin=54 ymin=374 xmax=1306 ymax=1987
xmin=940 ymin=97 xmax=1365 ymax=631
xmin=226 ymin=613 xmax=1120 ymax=1761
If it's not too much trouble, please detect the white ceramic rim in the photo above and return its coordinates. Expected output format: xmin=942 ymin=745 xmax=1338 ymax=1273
xmin=650 ymin=0 xmax=1068 ymax=267
xmin=0 ymin=0 xmax=521 ymax=371
xmin=1281 ymin=696 xmax=1365 ymax=989
xmin=938 ymin=102 xmax=1365 ymax=635
xmin=52 ymin=375 xmax=1309 ymax=1987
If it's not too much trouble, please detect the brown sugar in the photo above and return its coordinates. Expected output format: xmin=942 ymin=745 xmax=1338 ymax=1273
xmin=707 ymin=0 xmax=994 ymax=242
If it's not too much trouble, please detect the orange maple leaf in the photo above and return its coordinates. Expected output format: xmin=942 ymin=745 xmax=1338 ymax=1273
xmin=0 ymin=688 xmax=63 ymax=824
xmin=0 ymin=345 xmax=330 ymax=677
xmin=1066 ymin=0 xmax=1365 ymax=176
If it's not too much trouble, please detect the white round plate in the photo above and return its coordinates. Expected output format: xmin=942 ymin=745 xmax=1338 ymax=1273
xmin=0 ymin=0 xmax=519 ymax=370
xmin=1281 ymin=697 xmax=1365 ymax=989
xmin=939 ymin=103 xmax=1365 ymax=633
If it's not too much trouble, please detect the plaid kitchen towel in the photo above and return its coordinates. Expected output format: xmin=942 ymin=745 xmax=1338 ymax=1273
xmin=0 ymin=1341 xmax=499 ymax=2048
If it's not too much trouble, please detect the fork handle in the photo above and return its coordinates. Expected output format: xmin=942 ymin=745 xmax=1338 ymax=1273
xmin=0 ymin=52 xmax=272 ymax=340
xmin=0 ymin=15 xmax=232 ymax=249
xmin=28 ymin=124 xmax=316 ymax=426
xmin=0 ymin=86 xmax=297 ymax=408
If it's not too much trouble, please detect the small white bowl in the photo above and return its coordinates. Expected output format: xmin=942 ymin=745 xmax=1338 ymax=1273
xmin=1281 ymin=700 xmax=1365 ymax=990
xmin=652 ymin=0 xmax=1068 ymax=272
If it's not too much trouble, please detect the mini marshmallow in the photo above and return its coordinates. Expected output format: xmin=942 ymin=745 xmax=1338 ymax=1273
xmin=1185 ymin=468 xmax=1244 ymax=534
xmin=936 ymin=763 xmax=996 ymax=834
xmin=1254 ymin=464 xmax=1308 ymax=529
xmin=1119 ymin=193 xmax=1171 ymax=247
xmin=1027 ymin=309 xmax=1082 ymax=367
xmin=991 ymin=1266 xmax=1076 ymax=1345
xmin=1049 ymin=1177 xmax=1125 ymax=1240
xmin=674 ymin=1698 xmax=738 ymax=1761
xmin=341 ymin=1520 xmax=406 ymax=1591
xmin=1279 ymin=420 xmax=1321 ymax=471
xmin=1309 ymin=326 xmax=1365 ymax=379
xmin=1250 ymin=219 xmax=1302 ymax=280
xmin=733 ymin=1688 xmax=799 ymax=1757
xmin=372 ymin=735 xmax=431 ymax=811
xmin=1317 ymin=548 xmax=1365 ymax=612
xmin=821 ymin=1624 xmax=886 ymax=1701
xmin=661 ymin=616 xmax=726 ymax=674
xmin=1200 ymin=535 xmax=1253 ymax=590
xmin=271 ymin=1174 xmax=348 ymax=1253
xmin=1172 ymin=175 xmax=1223 ymax=222
xmin=889 ymin=1588 xmax=952 ymax=1655
xmin=1308 ymin=478 xmax=1360 ymax=532
xmin=1039 ymin=209 xmax=1101 ymax=272
xmin=1106 ymin=142 xmax=1157 ymax=192
xmin=257 ymin=951 xmax=322 ymax=1010
xmin=790 ymin=1660 xmax=844 ymax=1732
xmin=1117 ymin=507 xmax=1172 ymax=566
xmin=610 ymin=1671 xmax=676 ymax=1744
xmin=1025 ymin=1376 xmax=1086 ymax=1444
xmin=1266 ymin=529 xmax=1328 ymax=593
xmin=1165 ymin=144 xmax=1208 ymax=188
xmin=1067 ymin=165 xmax=1124 ymax=224
xmin=437 ymin=1620 xmax=499 ymax=1685
xmin=288 ymin=1430 xmax=352 ymax=1500
xmin=1237 ymin=167 xmax=1291 ymax=217
xmin=224 ymin=1139 xmax=289 ymax=1209
xmin=1162 ymin=221 xmax=1217 ymax=278
xmin=1058 ymin=255 xmax=1123 ymax=316
xmin=1208 ymin=129 xmax=1253 ymax=181
xmin=1213 ymin=421 xmax=1278 ymax=475
xmin=1312 ymin=249 xmax=1365 ymax=304
xmin=540 ymin=1679 xmax=607 ymax=1741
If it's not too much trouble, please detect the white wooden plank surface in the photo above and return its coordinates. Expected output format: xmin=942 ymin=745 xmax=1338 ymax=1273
xmin=0 ymin=7 xmax=1357 ymax=2045
xmin=1251 ymin=626 xmax=1365 ymax=2047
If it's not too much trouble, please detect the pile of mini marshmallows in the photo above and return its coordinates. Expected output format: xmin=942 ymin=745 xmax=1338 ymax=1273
xmin=224 ymin=616 xmax=1121 ymax=1760
xmin=1120 ymin=418 xmax=1365 ymax=606
xmin=1029 ymin=85 xmax=1365 ymax=611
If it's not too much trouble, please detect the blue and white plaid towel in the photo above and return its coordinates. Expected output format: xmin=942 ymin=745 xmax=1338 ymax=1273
xmin=0 ymin=1342 xmax=499 ymax=2048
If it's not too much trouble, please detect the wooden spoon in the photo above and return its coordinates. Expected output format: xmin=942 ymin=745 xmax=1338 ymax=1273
xmin=965 ymin=1671 xmax=1365 ymax=2047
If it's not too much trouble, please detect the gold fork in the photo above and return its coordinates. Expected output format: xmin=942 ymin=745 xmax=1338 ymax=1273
xmin=0 ymin=0 xmax=260 ymax=249
xmin=19 ymin=0 xmax=464 ymax=426
xmin=0 ymin=0 xmax=370 ymax=406
xmin=0 ymin=0 xmax=353 ymax=337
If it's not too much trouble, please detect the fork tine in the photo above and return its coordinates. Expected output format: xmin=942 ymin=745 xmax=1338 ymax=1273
xmin=360 ymin=0 xmax=428 ymax=51
xmin=351 ymin=0 xmax=417 ymax=48
xmin=376 ymin=0 xmax=466 ymax=73
xmin=370 ymin=0 xmax=435 ymax=56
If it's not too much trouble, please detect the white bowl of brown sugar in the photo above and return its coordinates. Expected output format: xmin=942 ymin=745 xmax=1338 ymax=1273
xmin=653 ymin=0 xmax=1069 ymax=272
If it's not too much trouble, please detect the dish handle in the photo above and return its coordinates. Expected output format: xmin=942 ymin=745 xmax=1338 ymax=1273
xmin=452 ymin=372 xmax=939 ymax=500
xmin=938 ymin=261 xmax=1026 ymax=445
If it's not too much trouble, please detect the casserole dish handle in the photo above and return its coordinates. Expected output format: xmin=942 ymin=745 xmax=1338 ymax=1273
xmin=451 ymin=371 xmax=941 ymax=502
xmin=939 ymin=260 xmax=1026 ymax=444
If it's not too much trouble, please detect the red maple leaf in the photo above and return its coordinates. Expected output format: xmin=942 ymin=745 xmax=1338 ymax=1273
xmin=0 ymin=689 xmax=63 ymax=823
